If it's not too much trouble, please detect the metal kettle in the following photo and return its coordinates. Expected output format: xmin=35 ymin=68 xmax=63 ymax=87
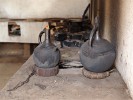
xmin=80 ymin=16 xmax=116 ymax=73
xmin=33 ymin=26 xmax=60 ymax=69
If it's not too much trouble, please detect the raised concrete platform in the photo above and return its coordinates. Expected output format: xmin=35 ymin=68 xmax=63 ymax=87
xmin=0 ymin=56 xmax=132 ymax=100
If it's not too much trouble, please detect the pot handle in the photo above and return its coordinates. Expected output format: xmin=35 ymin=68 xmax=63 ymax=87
xmin=82 ymin=3 xmax=90 ymax=21
xmin=89 ymin=26 xmax=97 ymax=47
xmin=38 ymin=28 xmax=46 ymax=44
xmin=89 ymin=16 xmax=100 ymax=47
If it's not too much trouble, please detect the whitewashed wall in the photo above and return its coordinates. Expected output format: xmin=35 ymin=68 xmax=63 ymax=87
xmin=0 ymin=0 xmax=89 ymax=18
xmin=0 ymin=22 xmax=47 ymax=43
xmin=97 ymin=0 xmax=133 ymax=99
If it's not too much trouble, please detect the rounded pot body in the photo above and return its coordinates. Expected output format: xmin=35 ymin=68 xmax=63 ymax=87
xmin=33 ymin=28 xmax=60 ymax=69
xmin=80 ymin=39 xmax=116 ymax=73
xmin=33 ymin=43 xmax=60 ymax=68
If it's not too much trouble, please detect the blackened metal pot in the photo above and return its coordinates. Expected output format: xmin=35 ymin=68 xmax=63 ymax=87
xmin=80 ymin=17 xmax=116 ymax=73
xmin=33 ymin=26 xmax=60 ymax=69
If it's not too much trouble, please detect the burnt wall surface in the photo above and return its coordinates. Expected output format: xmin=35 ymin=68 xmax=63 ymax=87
xmin=94 ymin=0 xmax=133 ymax=98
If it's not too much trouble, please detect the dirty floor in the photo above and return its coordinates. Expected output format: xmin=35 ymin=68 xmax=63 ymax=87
xmin=0 ymin=56 xmax=26 ymax=90
xmin=0 ymin=63 xmax=23 ymax=89
xmin=0 ymin=56 xmax=132 ymax=100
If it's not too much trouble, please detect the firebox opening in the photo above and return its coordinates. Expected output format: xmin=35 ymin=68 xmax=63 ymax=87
xmin=8 ymin=22 xmax=21 ymax=36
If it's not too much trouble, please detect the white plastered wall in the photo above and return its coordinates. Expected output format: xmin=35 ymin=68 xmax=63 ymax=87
xmin=0 ymin=22 xmax=47 ymax=43
xmin=0 ymin=0 xmax=90 ymax=43
xmin=96 ymin=0 xmax=133 ymax=98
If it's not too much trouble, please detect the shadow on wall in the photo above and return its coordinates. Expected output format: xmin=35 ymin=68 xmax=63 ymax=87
xmin=98 ymin=0 xmax=105 ymax=35
xmin=108 ymin=0 xmax=121 ymax=47
xmin=97 ymin=0 xmax=121 ymax=48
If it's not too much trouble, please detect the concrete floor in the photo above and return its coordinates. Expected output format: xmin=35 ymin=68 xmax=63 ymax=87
xmin=0 ymin=56 xmax=26 ymax=90
xmin=0 ymin=56 xmax=132 ymax=100
xmin=0 ymin=63 xmax=22 ymax=90
xmin=0 ymin=43 xmax=30 ymax=90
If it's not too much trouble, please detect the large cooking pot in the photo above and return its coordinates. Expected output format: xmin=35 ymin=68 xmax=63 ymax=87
xmin=80 ymin=16 xmax=116 ymax=73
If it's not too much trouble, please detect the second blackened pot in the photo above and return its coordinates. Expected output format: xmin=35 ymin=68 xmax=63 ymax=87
xmin=80 ymin=17 xmax=116 ymax=73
